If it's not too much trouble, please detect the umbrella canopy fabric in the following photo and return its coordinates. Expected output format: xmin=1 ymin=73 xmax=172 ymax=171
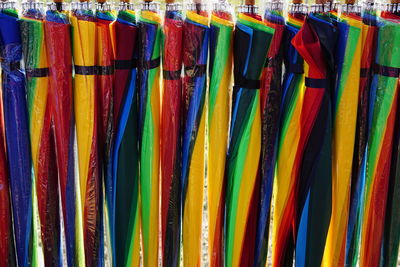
xmin=44 ymin=8 xmax=76 ymax=266
xmin=208 ymin=9 xmax=233 ymax=267
xmin=359 ymin=16 xmax=400 ymax=267
xmin=111 ymin=8 xmax=140 ymax=267
xmin=0 ymin=8 xmax=32 ymax=267
xmin=95 ymin=8 xmax=115 ymax=264
xmin=345 ymin=9 xmax=378 ymax=267
xmin=138 ymin=9 xmax=161 ymax=267
xmin=254 ymin=8 xmax=285 ymax=267
xmin=272 ymin=13 xmax=305 ymax=267
xmin=22 ymin=8 xmax=55 ymax=266
xmin=70 ymin=8 xmax=100 ymax=266
xmin=322 ymin=11 xmax=362 ymax=267
xmin=291 ymin=12 xmax=337 ymax=267
xmin=161 ymin=7 xmax=183 ymax=267
xmin=225 ymin=13 xmax=273 ymax=267
xmin=181 ymin=10 xmax=209 ymax=266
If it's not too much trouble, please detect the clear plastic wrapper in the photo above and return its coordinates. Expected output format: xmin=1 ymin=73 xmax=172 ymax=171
xmin=160 ymin=3 xmax=183 ymax=267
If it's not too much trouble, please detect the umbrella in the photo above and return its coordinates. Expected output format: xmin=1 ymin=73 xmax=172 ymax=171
xmin=21 ymin=3 xmax=56 ymax=265
xmin=291 ymin=6 xmax=337 ymax=267
xmin=111 ymin=3 xmax=140 ymax=267
xmin=44 ymin=2 xmax=77 ymax=265
xmin=0 ymin=5 xmax=32 ymax=267
xmin=271 ymin=7 xmax=306 ymax=267
xmin=345 ymin=3 xmax=378 ymax=266
xmin=181 ymin=3 xmax=209 ymax=265
xmin=321 ymin=3 xmax=363 ymax=267
xmin=254 ymin=2 xmax=285 ymax=266
xmin=160 ymin=1 xmax=183 ymax=266
xmin=138 ymin=2 xmax=161 ymax=266
xmin=70 ymin=3 xmax=100 ymax=265
xmin=359 ymin=9 xmax=400 ymax=267
xmin=95 ymin=1 xmax=115 ymax=263
xmin=225 ymin=5 xmax=274 ymax=266
xmin=207 ymin=1 xmax=233 ymax=266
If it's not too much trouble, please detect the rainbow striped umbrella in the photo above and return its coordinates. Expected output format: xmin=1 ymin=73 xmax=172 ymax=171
xmin=322 ymin=9 xmax=363 ymax=267
xmin=138 ymin=6 xmax=161 ymax=267
xmin=161 ymin=3 xmax=183 ymax=267
xmin=70 ymin=5 xmax=100 ymax=266
xmin=208 ymin=5 xmax=233 ymax=267
xmin=225 ymin=12 xmax=274 ymax=267
xmin=272 ymin=12 xmax=305 ymax=267
xmin=254 ymin=6 xmax=285 ymax=266
xmin=359 ymin=15 xmax=400 ymax=267
xmin=0 ymin=7 xmax=32 ymax=267
xmin=181 ymin=7 xmax=209 ymax=266
xmin=345 ymin=7 xmax=377 ymax=266
xmin=291 ymin=12 xmax=337 ymax=267
xmin=111 ymin=6 xmax=140 ymax=267
xmin=45 ymin=4 xmax=76 ymax=266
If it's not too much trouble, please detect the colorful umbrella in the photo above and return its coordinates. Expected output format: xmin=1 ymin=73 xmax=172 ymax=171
xmin=291 ymin=7 xmax=337 ymax=267
xmin=207 ymin=2 xmax=233 ymax=266
xmin=345 ymin=3 xmax=378 ymax=266
xmin=225 ymin=5 xmax=274 ymax=266
xmin=254 ymin=3 xmax=285 ymax=266
xmin=70 ymin=2 xmax=100 ymax=265
xmin=45 ymin=2 xmax=77 ymax=265
xmin=359 ymin=9 xmax=400 ymax=267
xmin=138 ymin=2 xmax=161 ymax=266
xmin=322 ymin=4 xmax=363 ymax=267
xmin=111 ymin=3 xmax=140 ymax=267
xmin=181 ymin=3 xmax=209 ymax=265
xmin=0 ymin=5 xmax=32 ymax=267
xmin=272 ymin=8 xmax=306 ymax=267
xmin=161 ymin=1 xmax=183 ymax=266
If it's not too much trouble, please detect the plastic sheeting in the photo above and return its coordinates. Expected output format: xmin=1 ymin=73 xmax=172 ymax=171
xmin=111 ymin=8 xmax=140 ymax=267
xmin=70 ymin=7 xmax=99 ymax=266
xmin=138 ymin=9 xmax=161 ymax=267
xmin=225 ymin=13 xmax=273 ymax=267
xmin=208 ymin=9 xmax=233 ymax=267
xmin=359 ymin=15 xmax=400 ymax=267
xmin=0 ymin=8 xmax=32 ymax=267
xmin=160 ymin=7 xmax=183 ymax=267
xmin=181 ymin=10 xmax=208 ymax=266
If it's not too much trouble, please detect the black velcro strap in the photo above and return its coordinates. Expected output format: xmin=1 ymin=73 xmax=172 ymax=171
xmin=163 ymin=70 xmax=181 ymax=80
xmin=3 ymin=62 xmax=20 ymax=71
xmin=360 ymin=68 xmax=369 ymax=78
xmin=139 ymin=57 xmax=160 ymax=70
xmin=115 ymin=59 xmax=137 ymax=70
xmin=184 ymin=64 xmax=207 ymax=77
xmin=96 ymin=65 xmax=114 ymax=75
xmin=375 ymin=64 xmax=400 ymax=78
xmin=305 ymin=77 xmax=327 ymax=88
xmin=75 ymin=65 xmax=96 ymax=75
xmin=288 ymin=63 xmax=304 ymax=74
xmin=26 ymin=68 xmax=49 ymax=77
xmin=235 ymin=75 xmax=260 ymax=89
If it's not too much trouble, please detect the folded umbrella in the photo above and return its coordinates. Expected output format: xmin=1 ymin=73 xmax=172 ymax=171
xmin=345 ymin=3 xmax=378 ymax=266
xmin=160 ymin=1 xmax=183 ymax=267
xmin=70 ymin=3 xmax=100 ymax=265
xmin=272 ymin=8 xmax=306 ymax=267
xmin=254 ymin=3 xmax=285 ymax=266
xmin=138 ymin=2 xmax=161 ymax=266
xmin=111 ymin=3 xmax=140 ymax=267
xmin=207 ymin=2 xmax=233 ymax=266
xmin=322 ymin=4 xmax=363 ymax=267
xmin=291 ymin=8 xmax=337 ymax=267
xmin=359 ymin=10 xmax=400 ymax=267
xmin=0 ymin=6 xmax=32 ymax=267
xmin=225 ymin=6 xmax=274 ymax=267
xmin=181 ymin=4 xmax=209 ymax=265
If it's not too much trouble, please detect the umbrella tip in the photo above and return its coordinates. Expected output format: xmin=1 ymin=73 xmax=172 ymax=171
xmin=345 ymin=0 xmax=355 ymax=4
xmin=292 ymin=0 xmax=303 ymax=4
xmin=166 ymin=0 xmax=175 ymax=3
xmin=244 ymin=0 xmax=255 ymax=5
